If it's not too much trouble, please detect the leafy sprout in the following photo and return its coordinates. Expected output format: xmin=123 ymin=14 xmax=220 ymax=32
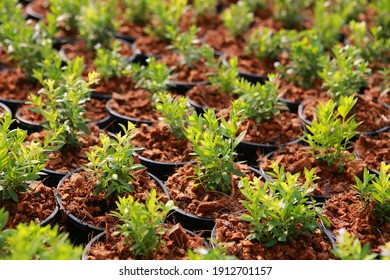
xmin=221 ymin=1 xmax=254 ymax=38
xmin=85 ymin=122 xmax=144 ymax=197
xmin=111 ymin=189 xmax=176 ymax=259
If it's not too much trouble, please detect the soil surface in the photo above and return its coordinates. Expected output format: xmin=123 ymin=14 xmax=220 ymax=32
xmin=0 ymin=68 xmax=41 ymax=101
xmin=85 ymin=223 xmax=206 ymax=260
xmin=57 ymin=168 xmax=169 ymax=229
xmin=213 ymin=213 xmax=334 ymax=260
xmin=322 ymin=190 xmax=390 ymax=253
xmin=259 ymin=144 xmax=366 ymax=197
xmin=132 ymin=122 xmax=193 ymax=163
xmin=164 ymin=163 xmax=259 ymax=219
xmin=2 ymin=181 xmax=57 ymax=229
xmin=186 ymin=84 xmax=234 ymax=111
xmin=25 ymin=124 xmax=103 ymax=172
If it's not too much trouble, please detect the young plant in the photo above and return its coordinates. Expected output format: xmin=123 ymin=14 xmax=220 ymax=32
xmin=184 ymin=101 xmax=246 ymax=195
xmin=29 ymin=72 xmax=100 ymax=152
xmin=154 ymin=92 xmax=191 ymax=140
xmin=145 ymin=0 xmax=188 ymax=42
xmin=331 ymin=0 xmax=368 ymax=23
xmin=32 ymin=53 xmax=84 ymax=86
xmin=121 ymin=0 xmax=150 ymax=23
xmin=313 ymin=0 xmax=345 ymax=50
xmin=170 ymin=25 xmax=215 ymax=68
xmin=245 ymin=0 xmax=266 ymax=11
xmin=331 ymin=228 xmax=377 ymax=260
xmin=0 ymin=208 xmax=83 ymax=260
xmin=207 ymin=56 xmax=239 ymax=94
xmin=131 ymin=57 xmax=172 ymax=95
xmin=369 ymin=0 xmax=390 ymax=39
xmin=93 ymin=40 xmax=127 ymax=80
xmin=282 ymin=34 xmax=325 ymax=89
xmin=78 ymin=1 xmax=119 ymax=50
xmin=234 ymin=74 xmax=283 ymax=123
xmin=245 ymin=27 xmax=287 ymax=62
xmin=192 ymin=0 xmax=218 ymax=17
xmin=272 ymin=0 xmax=312 ymax=29
xmin=353 ymin=162 xmax=390 ymax=222
xmin=319 ymin=45 xmax=371 ymax=101
xmin=111 ymin=189 xmax=176 ymax=259
xmin=304 ymin=95 xmax=360 ymax=170
xmin=348 ymin=20 xmax=390 ymax=63
xmin=239 ymin=162 xmax=322 ymax=247
xmin=85 ymin=122 xmax=144 ymax=197
xmin=47 ymin=0 xmax=88 ymax=35
xmin=221 ymin=1 xmax=254 ymax=38
xmin=0 ymin=4 xmax=54 ymax=79
xmin=0 ymin=112 xmax=63 ymax=202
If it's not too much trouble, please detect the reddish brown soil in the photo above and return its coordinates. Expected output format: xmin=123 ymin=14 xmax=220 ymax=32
xmin=91 ymin=74 xmax=135 ymax=96
xmin=27 ymin=0 xmax=50 ymax=18
xmin=164 ymin=163 xmax=259 ymax=219
xmin=0 ymin=68 xmax=41 ymax=101
xmin=61 ymin=39 xmax=134 ymax=66
xmin=85 ymin=223 xmax=206 ymax=260
xmin=259 ymin=144 xmax=366 ymax=197
xmin=25 ymin=124 xmax=103 ymax=172
xmin=58 ymin=168 xmax=169 ymax=229
xmin=204 ymin=26 xmax=246 ymax=57
xmin=219 ymin=109 xmax=304 ymax=145
xmin=2 ymin=181 xmax=57 ymax=229
xmin=277 ymin=78 xmax=327 ymax=103
xmin=323 ymin=190 xmax=390 ymax=253
xmin=186 ymin=84 xmax=234 ymax=111
xmin=17 ymin=97 xmax=108 ymax=125
xmin=236 ymin=54 xmax=276 ymax=76
xmin=301 ymin=94 xmax=390 ymax=134
xmin=161 ymin=52 xmax=214 ymax=83
xmin=108 ymin=89 xmax=162 ymax=122
xmin=214 ymin=213 xmax=334 ymax=260
xmin=134 ymin=36 xmax=171 ymax=57
xmin=132 ymin=122 xmax=193 ymax=163
xmin=353 ymin=132 xmax=390 ymax=171
xmin=116 ymin=19 xmax=146 ymax=40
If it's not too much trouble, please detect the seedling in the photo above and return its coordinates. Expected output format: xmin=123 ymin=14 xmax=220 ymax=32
xmin=184 ymin=101 xmax=246 ymax=194
xmin=348 ymin=20 xmax=390 ymax=63
xmin=0 ymin=208 xmax=83 ymax=260
xmin=281 ymin=34 xmax=325 ymax=89
xmin=319 ymin=45 xmax=371 ymax=101
xmin=85 ymin=122 xmax=144 ymax=197
xmin=208 ymin=56 xmax=239 ymax=94
xmin=0 ymin=4 xmax=54 ymax=79
xmin=245 ymin=27 xmax=287 ymax=62
xmin=29 ymin=72 xmax=100 ymax=152
xmin=111 ymin=189 xmax=176 ymax=259
xmin=145 ymin=0 xmax=188 ymax=42
xmin=93 ymin=40 xmax=128 ymax=80
xmin=221 ymin=1 xmax=253 ymax=38
xmin=131 ymin=57 xmax=172 ymax=95
xmin=272 ymin=0 xmax=311 ymax=29
xmin=369 ymin=0 xmax=390 ymax=39
xmin=154 ymin=92 xmax=191 ymax=140
xmin=304 ymin=95 xmax=360 ymax=170
xmin=121 ymin=0 xmax=150 ymax=23
xmin=234 ymin=74 xmax=283 ymax=123
xmin=169 ymin=25 xmax=215 ymax=69
xmin=353 ymin=162 xmax=390 ymax=222
xmin=239 ymin=162 xmax=322 ymax=247
xmin=313 ymin=0 xmax=345 ymax=50
xmin=192 ymin=0 xmax=217 ymax=17
xmin=78 ymin=1 xmax=119 ymax=50
xmin=0 ymin=112 xmax=63 ymax=202
xmin=331 ymin=228 xmax=377 ymax=260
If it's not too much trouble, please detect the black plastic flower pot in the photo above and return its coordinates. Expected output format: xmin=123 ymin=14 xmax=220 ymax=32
xmin=168 ymin=79 xmax=209 ymax=95
xmin=14 ymin=109 xmax=43 ymax=134
xmin=278 ymin=96 xmax=301 ymax=113
xmin=137 ymin=154 xmax=193 ymax=182
xmin=0 ymin=97 xmax=25 ymax=116
xmin=115 ymin=32 xmax=137 ymax=44
xmin=24 ymin=3 xmax=46 ymax=21
xmin=236 ymin=137 xmax=303 ymax=167
xmin=40 ymin=204 xmax=61 ymax=227
xmin=0 ymin=101 xmax=13 ymax=118
xmin=55 ymin=169 xmax=170 ymax=245
xmin=41 ymin=168 xmax=69 ymax=189
xmin=105 ymin=100 xmax=155 ymax=133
